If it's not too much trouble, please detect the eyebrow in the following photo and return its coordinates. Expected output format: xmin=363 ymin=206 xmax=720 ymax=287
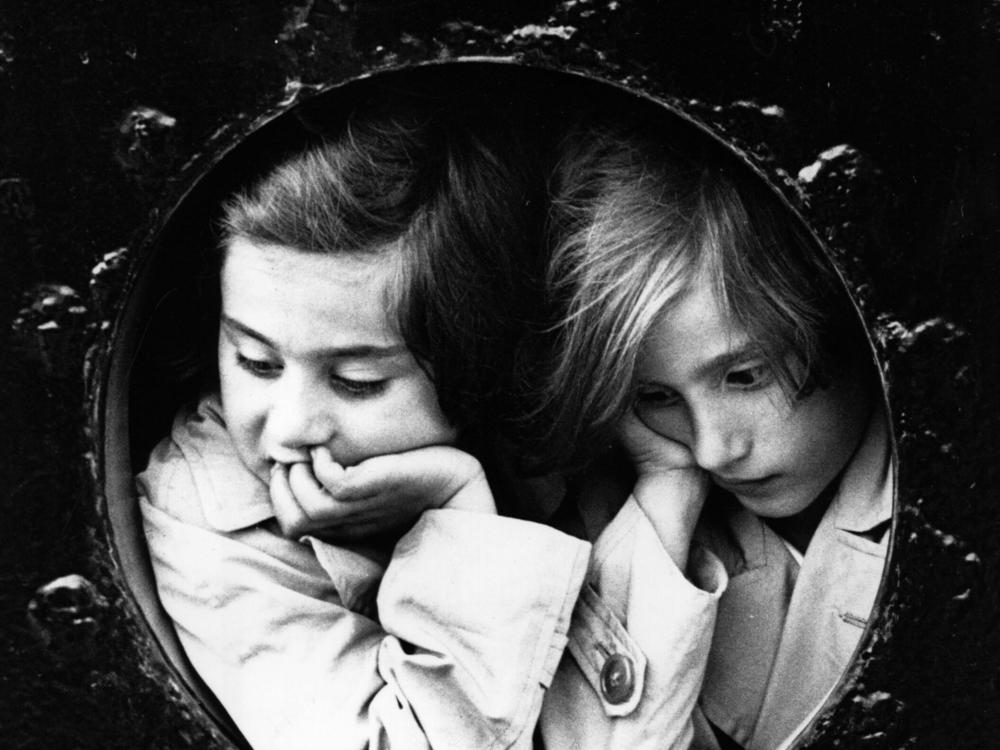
xmin=636 ymin=343 xmax=767 ymax=390
xmin=695 ymin=344 xmax=765 ymax=380
xmin=220 ymin=314 xmax=407 ymax=359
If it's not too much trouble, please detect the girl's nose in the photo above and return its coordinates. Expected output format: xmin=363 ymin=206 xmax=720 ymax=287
xmin=689 ymin=407 xmax=752 ymax=473
xmin=262 ymin=374 xmax=335 ymax=461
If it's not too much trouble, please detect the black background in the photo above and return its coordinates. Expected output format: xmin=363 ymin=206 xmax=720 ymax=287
xmin=2 ymin=1 xmax=999 ymax=747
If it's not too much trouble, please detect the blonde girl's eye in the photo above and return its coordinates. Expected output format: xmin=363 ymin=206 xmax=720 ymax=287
xmin=724 ymin=361 xmax=774 ymax=390
xmin=634 ymin=384 xmax=682 ymax=409
xmin=235 ymin=352 xmax=282 ymax=379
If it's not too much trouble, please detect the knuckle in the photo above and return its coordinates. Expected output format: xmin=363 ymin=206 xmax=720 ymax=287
xmin=277 ymin=513 xmax=304 ymax=537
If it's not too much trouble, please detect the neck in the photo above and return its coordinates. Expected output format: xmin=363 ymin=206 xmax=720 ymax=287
xmin=763 ymin=481 xmax=837 ymax=554
xmin=766 ymin=369 xmax=877 ymax=554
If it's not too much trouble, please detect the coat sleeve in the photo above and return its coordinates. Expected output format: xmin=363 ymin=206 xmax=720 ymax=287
xmin=539 ymin=497 xmax=728 ymax=750
xmin=138 ymin=446 xmax=590 ymax=750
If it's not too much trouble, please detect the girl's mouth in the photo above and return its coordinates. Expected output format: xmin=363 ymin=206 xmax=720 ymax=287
xmin=713 ymin=474 xmax=778 ymax=497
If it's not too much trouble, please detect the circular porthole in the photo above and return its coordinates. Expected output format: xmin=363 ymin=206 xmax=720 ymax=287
xmin=95 ymin=60 xmax=895 ymax=749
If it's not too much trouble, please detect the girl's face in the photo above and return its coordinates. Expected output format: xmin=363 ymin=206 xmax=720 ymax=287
xmin=633 ymin=272 xmax=871 ymax=518
xmin=218 ymin=238 xmax=457 ymax=481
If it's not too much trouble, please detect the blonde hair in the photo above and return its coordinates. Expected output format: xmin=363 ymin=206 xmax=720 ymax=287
xmin=532 ymin=121 xmax=860 ymax=471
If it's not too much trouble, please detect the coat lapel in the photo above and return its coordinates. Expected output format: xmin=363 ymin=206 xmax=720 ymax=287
xmin=699 ymin=409 xmax=893 ymax=750
xmin=748 ymin=412 xmax=892 ymax=750
xmin=697 ymin=504 xmax=798 ymax=747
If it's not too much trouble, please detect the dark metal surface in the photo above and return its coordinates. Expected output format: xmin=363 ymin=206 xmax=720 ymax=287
xmin=3 ymin=1 xmax=999 ymax=747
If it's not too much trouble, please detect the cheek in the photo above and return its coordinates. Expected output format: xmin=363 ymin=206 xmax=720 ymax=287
xmin=385 ymin=387 xmax=456 ymax=445
xmin=742 ymin=394 xmax=811 ymax=464
xmin=337 ymin=384 xmax=456 ymax=459
xmin=218 ymin=360 xmax=252 ymax=412
xmin=217 ymin=362 xmax=265 ymax=445
xmin=218 ymin=382 xmax=261 ymax=450
xmin=217 ymin=342 xmax=245 ymax=407
xmin=776 ymin=400 xmax=851 ymax=478
xmin=399 ymin=371 xmax=457 ymax=439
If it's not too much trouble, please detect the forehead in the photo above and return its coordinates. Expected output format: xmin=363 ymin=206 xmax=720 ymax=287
xmin=637 ymin=273 xmax=754 ymax=380
xmin=220 ymin=238 xmax=403 ymax=351
xmin=653 ymin=274 xmax=743 ymax=345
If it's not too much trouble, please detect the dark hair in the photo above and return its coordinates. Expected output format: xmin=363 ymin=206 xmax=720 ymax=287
xmin=219 ymin=95 xmax=543 ymax=444
xmin=530 ymin=120 xmax=866 ymax=471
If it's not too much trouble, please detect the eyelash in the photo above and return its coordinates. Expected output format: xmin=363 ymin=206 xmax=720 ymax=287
xmin=234 ymin=353 xmax=388 ymax=398
xmin=724 ymin=362 xmax=773 ymax=390
xmin=635 ymin=387 xmax=681 ymax=408
xmin=330 ymin=376 xmax=388 ymax=398
xmin=635 ymin=362 xmax=774 ymax=406
xmin=235 ymin=353 xmax=280 ymax=378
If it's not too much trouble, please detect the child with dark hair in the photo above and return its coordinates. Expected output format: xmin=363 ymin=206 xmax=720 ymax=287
xmin=137 ymin=99 xmax=597 ymax=750
xmin=532 ymin=121 xmax=892 ymax=749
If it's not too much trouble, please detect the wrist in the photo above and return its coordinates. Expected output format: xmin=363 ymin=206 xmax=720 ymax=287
xmin=441 ymin=465 xmax=497 ymax=515
xmin=633 ymin=466 xmax=708 ymax=502
xmin=631 ymin=468 xmax=709 ymax=570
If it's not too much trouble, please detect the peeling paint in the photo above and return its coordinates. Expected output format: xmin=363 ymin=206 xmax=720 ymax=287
xmin=27 ymin=574 xmax=110 ymax=663
xmin=877 ymin=316 xmax=966 ymax=360
xmin=10 ymin=284 xmax=90 ymax=379
xmin=759 ymin=0 xmax=803 ymax=44
xmin=798 ymin=144 xmax=851 ymax=182
xmin=113 ymin=106 xmax=181 ymax=192
xmin=89 ymin=248 xmax=130 ymax=320
xmin=275 ymin=0 xmax=359 ymax=85
xmin=507 ymin=24 xmax=577 ymax=42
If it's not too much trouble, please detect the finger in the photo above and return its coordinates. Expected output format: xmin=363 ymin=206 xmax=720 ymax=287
xmin=294 ymin=492 xmax=414 ymax=542
xmin=617 ymin=407 xmax=696 ymax=470
xmin=615 ymin=409 xmax=655 ymax=458
xmin=343 ymin=447 xmax=479 ymax=504
xmin=617 ymin=409 xmax=666 ymax=455
xmin=269 ymin=463 xmax=310 ymax=538
xmin=615 ymin=408 xmax=644 ymax=445
xmin=310 ymin=446 xmax=347 ymax=491
xmin=287 ymin=462 xmax=344 ymax=521
xmin=332 ymin=453 xmax=407 ymax=499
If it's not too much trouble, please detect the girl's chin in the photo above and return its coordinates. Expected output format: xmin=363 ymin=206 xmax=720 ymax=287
xmin=732 ymin=489 xmax=807 ymax=518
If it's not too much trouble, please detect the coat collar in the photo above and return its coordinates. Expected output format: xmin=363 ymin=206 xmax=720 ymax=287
xmin=175 ymin=393 xmax=275 ymax=532
xmin=830 ymin=405 xmax=893 ymax=534
xmin=698 ymin=404 xmax=894 ymax=748
xmin=699 ymin=404 xmax=893 ymax=571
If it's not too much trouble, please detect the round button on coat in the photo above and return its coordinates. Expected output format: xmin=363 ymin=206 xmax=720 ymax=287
xmin=599 ymin=653 xmax=636 ymax=704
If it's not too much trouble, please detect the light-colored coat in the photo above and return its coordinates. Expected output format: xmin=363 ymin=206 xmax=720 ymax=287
xmin=540 ymin=408 xmax=892 ymax=750
xmin=138 ymin=394 xmax=726 ymax=750
xmin=697 ymin=411 xmax=893 ymax=749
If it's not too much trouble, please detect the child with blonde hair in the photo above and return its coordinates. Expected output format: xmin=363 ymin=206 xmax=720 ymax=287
xmin=533 ymin=118 xmax=891 ymax=750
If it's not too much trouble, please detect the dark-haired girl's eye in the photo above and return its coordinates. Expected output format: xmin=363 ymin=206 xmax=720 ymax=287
xmin=330 ymin=374 xmax=388 ymax=399
xmin=236 ymin=352 xmax=282 ymax=379
xmin=725 ymin=362 xmax=773 ymax=390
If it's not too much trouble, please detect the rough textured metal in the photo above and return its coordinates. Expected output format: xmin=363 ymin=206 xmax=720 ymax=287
xmin=2 ymin=2 xmax=998 ymax=748
xmin=10 ymin=283 xmax=90 ymax=379
xmin=114 ymin=107 xmax=181 ymax=193
xmin=27 ymin=574 xmax=109 ymax=663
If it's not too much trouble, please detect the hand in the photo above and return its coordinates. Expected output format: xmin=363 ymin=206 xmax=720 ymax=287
xmin=269 ymin=445 xmax=496 ymax=541
xmin=617 ymin=407 xmax=698 ymax=479
xmin=616 ymin=408 xmax=709 ymax=569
